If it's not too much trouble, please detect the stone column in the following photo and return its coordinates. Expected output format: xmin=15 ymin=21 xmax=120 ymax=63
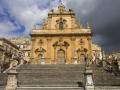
xmin=47 ymin=37 xmax=52 ymax=64
xmin=84 ymin=67 xmax=95 ymax=90
xmin=65 ymin=47 xmax=68 ymax=64
xmin=54 ymin=47 xmax=57 ymax=64
xmin=87 ymin=37 xmax=92 ymax=64
xmin=71 ymin=37 xmax=76 ymax=64
xmin=31 ymin=38 xmax=36 ymax=64
xmin=5 ymin=67 xmax=18 ymax=90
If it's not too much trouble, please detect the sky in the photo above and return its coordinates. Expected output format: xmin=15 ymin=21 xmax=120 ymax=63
xmin=0 ymin=0 xmax=120 ymax=52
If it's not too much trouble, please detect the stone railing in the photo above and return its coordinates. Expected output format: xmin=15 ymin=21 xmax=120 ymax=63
xmin=5 ymin=67 xmax=18 ymax=90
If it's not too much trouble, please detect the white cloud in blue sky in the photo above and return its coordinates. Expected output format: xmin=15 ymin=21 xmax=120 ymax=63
xmin=0 ymin=0 xmax=99 ymax=38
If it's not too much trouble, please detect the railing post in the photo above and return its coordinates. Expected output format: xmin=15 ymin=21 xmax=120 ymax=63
xmin=84 ymin=67 xmax=95 ymax=90
xmin=5 ymin=67 xmax=18 ymax=90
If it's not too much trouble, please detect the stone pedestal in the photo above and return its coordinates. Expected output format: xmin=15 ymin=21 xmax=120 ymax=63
xmin=5 ymin=67 xmax=18 ymax=90
xmin=84 ymin=67 xmax=95 ymax=90
xmin=85 ymin=86 xmax=95 ymax=90
xmin=0 ymin=65 xmax=1 ymax=73
xmin=118 ymin=61 xmax=120 ymax=71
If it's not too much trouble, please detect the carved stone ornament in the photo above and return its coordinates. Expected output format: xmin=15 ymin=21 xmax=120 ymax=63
xmin=53 ymin=40 xmax=69 ymax=48
xmin=35 ymin=47 xmax=46 ymax=53
xmin=55 ymin=17 xmax=67 ymax=29
xmin=39 ymin=39 xmax=44 ymax=45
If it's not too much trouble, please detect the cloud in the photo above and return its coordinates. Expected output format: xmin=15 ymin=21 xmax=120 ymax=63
xmin=3 ymin=0 xmax=63 ymax=35
xmin=0 ymin=21 xmax=17 ymax=38
xmin=4 ymin=0 xmax=48 ymax=34
xmin=0 ymin=21 xmax=15 ymax=32
xmin=65 ymin=0 xmax=120 ymax=52
xmin=0 ymin=0 xmax=61 ymax=37
xmin=90 ymin=0 xmax=120 ymax=52
xmin=66 ymin=0 xmax=99 ymax=15
xmin=0 ymin=4 xmax=26 ymax=38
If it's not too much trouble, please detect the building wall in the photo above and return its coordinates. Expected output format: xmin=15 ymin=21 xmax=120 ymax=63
xmin=11 ymin=37 xmax=31 ymax=63
xmin=31 ymin=4 xmax=92 ymax=64
xmin=0 ymin=38 xmax=20 ymax=72
xmin=31 ymin=35 xmax=92 ymax=64
xmin=91 ymin=44 xmax=103 ymax=64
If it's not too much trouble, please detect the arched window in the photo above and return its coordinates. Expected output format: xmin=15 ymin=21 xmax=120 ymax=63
xmin=59 ymin=21 xmax=64 ymax=30
xmin=56 ymin=17 xmax=67 ymax=30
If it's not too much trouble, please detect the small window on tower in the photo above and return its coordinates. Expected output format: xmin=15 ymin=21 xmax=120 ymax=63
xmin=59 ymin=21 xmax=64 ymax=30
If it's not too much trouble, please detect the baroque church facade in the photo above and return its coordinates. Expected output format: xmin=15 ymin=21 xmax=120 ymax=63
xmin=0 ymin=3 xmax=120 ymax=90
xmin=31 ymin=3 xmax=92 ymax=64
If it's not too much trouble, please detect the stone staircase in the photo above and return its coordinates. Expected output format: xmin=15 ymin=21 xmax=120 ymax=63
xmin=17 ymin=87 xmax=84 ymax=90
xmin=16 ymin=64 xmax=85 ymax=90
xmin=0 ymin=73 xmax=7 ymax=90
xmin=91 ymin=65 xmax=120 ymax=86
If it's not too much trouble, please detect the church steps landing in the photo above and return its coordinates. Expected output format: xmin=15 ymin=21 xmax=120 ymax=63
xmin=17 ymin=87 xmax=84 ymax=90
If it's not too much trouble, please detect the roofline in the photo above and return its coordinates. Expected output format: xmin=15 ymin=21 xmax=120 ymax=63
xmin=30 ymin=33 xmax=92 ymax=37
xmin=0 ymin=38 xmax=19 ymax=50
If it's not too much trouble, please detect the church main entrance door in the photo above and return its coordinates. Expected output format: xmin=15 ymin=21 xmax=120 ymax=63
xmin=57 ymin=49 xmax=65 ymax=64
xmin=79 ymin=54 xmax=85 ymax=64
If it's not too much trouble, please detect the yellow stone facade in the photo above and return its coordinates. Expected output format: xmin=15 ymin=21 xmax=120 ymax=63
xmin=31 ymin=3 xmax=92 ymax=64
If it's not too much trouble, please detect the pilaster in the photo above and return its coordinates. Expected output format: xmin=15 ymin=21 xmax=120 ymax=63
xmin=71 ymin=37 xmax=76 ymax=63
xmin=87 ymin=37 xmax=92 ymax=58
xmin=31 ymin=38 xmax=36 ymax=64
xmin=47 ymin=37 xmax=52 ymax=64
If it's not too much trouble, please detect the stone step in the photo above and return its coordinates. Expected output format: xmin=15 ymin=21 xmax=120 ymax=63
xmin=0 ymin=73 xmax=7 ymax=86
xmin=18 ymin=83 xmax=81 ymax=87
xmin=18 ymin=79 xmax=83 ymax=83
xmin=18 ymin=79 xmax=82 ymax=83
xmin=90 ymin=65 xmax=120 ymax=86
xmin=18 ymin=64 xmax=85 ymax=69
xmin=18 ymin=69 xmax=85 ymax=71
xmin=18 ymin=75 xmax=83 ymax=79
xmin=17 ymin=87 xmax=84 ymax=90
xmin=18 ymin=70 xmax=84 ymax=73
xmin=17 ymin=64 xmax=85 ymax=87
xmin=0 ymin=87 xmax=5 ymax=90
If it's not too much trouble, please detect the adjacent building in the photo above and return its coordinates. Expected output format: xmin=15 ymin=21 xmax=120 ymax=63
xmin=11 ymin=37 xmax=31 ymax=63
xmin=92 ymin=44 xmax=103 ymax=64
xmin=0 ymin=38 xmax=21 ymax=72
